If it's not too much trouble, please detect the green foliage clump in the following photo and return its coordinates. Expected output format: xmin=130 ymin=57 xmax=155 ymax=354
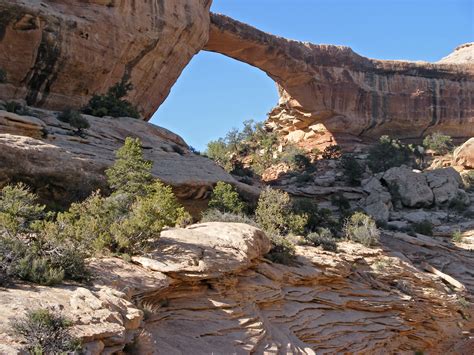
xmin=368 ymin=135 xmax=413 ymax=173
xmin=0 ymin=68 xmax=6 ymax=83
xmin=106 ymin=137 xmax=153 ymax=196
xmin=462 ymin=170 xmax=474 ymax=192
xmin=208 ymin=182 xmax=246 ymax=214
xmin=343 ymin=212 xmax=380 ymax=247
xmin=303 ymin=228 xmax=338 ymax=252
xmin=322 ymin=145 xmax=342 ymax=160
xmin=280 ymin=145 xmax=311 ymax=172
xmin=201 ymin=209 xmax=257 ymax=226
xmin=12 ymin=308 xmax=81 ymax=354
xmin=265 ymin=235 xmax=297 ymax=265
xmin=292 ymin=199 xmax=337 ymax=234
xmin=4 ymin=101 xmax=34 ymax=116
xmin=452 ymin=229 xmax=463 ymax=243
xmin=255 ymin=188 xmax=307 ymax=236
xmin=412 ymin=220 xmax=433 ymax=236
xmin=205 ymin=139 xmax=233 ymax=171
xmin=423 ymin=132 xmax=452 ymax=155
xmin=82 ymin=80 xmax=140 ymax=118
xmin=57 ymin=109 xmax=90 ymax=135
xmin=341 ymin=154 xmax=364 ymax=186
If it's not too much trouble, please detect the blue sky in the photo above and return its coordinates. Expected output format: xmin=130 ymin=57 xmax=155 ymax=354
xmin=152 ymin=0 xmax=473 ymax=151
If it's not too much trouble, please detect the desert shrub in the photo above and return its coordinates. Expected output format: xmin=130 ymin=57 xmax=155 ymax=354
xmin=462 ymin=170 xmax=474 ymax=191
xmin=255 ymin=188 xmax=308 ymax=236
xmin=449 ymin=195 xmax=468 ymax=213
xmin=423 ymin=132 xmax=452 ymax=155
xmin=322 ymin=145 xmax=342 ymax=160
xmin=368 ymin=136 xmax=413 ymax=173
xmin=57 ymin=108 xmax=90 ymax=135
xmin=111 ymin=181 xmax=189 ymax=254
xmin=452 ymin=229 xmax=463 ymax=243
xmin=280 ymin=145 xmax=311 ymax=171
xmin=201 ymin=209 xmax=257 ymax=226
xmin=82 ymin=80 xmax=140 ymax=118
xmin=0 ymin=183 xmax=45 ymax=236
xmin=205 ymin=139 xmax=233 ymax=172
xmin=331 ymin=192 xmax=351 ymax=215
xmin=265 ymin=235 xmax=297 ymax=265
xmin=304 ymin=228 xmax=338 ymax=252
xmin=292 ymin=199 xmax=337 ymax=233
xmin=412 ymin=220 xmax=433 ymax=236
xmin=15 ymin=255 xmax=64 ymax=286
xmin=341 ymin=154 xmax=364 ymax=186
xmin=0 ymin=68 xmax=6 ymax=83
xmin=208 ymin=182 xmax=246 ymax=214
xmin=106 ymin=137 xmax=153 ymax=196
xmin=343 ymin=212 xmax=380 ymax=247
xmin=4 ymin=101 xmax=33 ymax=116
xmin=12 ymin=308 xmax=81 ymax=354
xmin=295 ymin=172 xmax=313 ymax=186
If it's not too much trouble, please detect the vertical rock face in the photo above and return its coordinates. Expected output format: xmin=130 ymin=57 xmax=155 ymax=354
xmin=0 ymin=0 xmax=212 ymax=119
xmin=205 ymin=14 xmax=474 ymax=146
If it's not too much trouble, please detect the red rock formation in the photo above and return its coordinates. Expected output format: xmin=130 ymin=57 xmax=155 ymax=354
xmin=0 ymin=0 xmax=212 ymax=119
xmin=205 ymin=14 xmax=474 ymax=147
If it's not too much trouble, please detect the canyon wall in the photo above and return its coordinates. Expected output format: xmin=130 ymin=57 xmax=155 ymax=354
xmin=0 ymin=0 xmax=211 ymax=119
xmin=205 ymin=14 xmax=474 ymax=146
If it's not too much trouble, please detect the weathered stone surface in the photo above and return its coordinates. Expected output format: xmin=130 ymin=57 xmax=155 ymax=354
xmin=439 ymin=42 xmax=474 ymax=64
xmin=361 ymin=176 xmax=392 ymax=222
xmin=0 ymin=0 xmax=212 ymax=119
xmin=382 ymin=166 xmax=434 ymax=207
xmin=0 ymin=108 xmax=250 ymax=209
xmin=424 ymin=167 xmax=469 ymax=205
xmin=454 ymin=137 xmax=474 ymax=169
xmin=205 ymin=14 xmax=474 ymax=146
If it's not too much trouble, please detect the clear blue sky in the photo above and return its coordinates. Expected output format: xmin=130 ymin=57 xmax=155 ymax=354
xmin=152 ymin=0 xmax=473 ymax=151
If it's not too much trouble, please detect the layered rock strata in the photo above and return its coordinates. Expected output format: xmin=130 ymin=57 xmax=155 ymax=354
xmin=205 ymin=14 xmax=474 ymax=146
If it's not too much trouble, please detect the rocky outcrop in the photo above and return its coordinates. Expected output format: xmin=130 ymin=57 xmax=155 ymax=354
xmin=0 ymin=107 xmax=251 ymax=210
xmin=1 ymin=222 xmax=472 ymax=354
xmin=454 ymin=137 xmax=474 ymax=169
xmin=0 ymin=0 xmax=212 ymax=119
xmin=425 ymin=167 xmax=469 ymax=205
xmin=205 ymin=14 xmax=474 ymax=147
xmin=439 ymin=42 xmax=474 ymax=64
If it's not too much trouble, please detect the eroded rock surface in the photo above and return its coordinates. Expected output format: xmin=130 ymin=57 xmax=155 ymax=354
xmin=454 ymin=137 xmax=474 ymax=169
xmin=0 ymin=0 xmax=212 ymax=119
xmin=205 ymin=14 xmax=474 ymax=147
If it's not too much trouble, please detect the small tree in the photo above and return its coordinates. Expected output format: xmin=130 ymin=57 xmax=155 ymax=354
xmin=423 ymin=132 xmax=452 ymax=155
xmin=57 ymin=109 xmax=90 ymax=136
xmin=341 ymin=155 xmax=364 ymax=186
xmin=82 ymin=80 xmax=140 ymax=118
xmin=255 ymin=188 xmax=307 ymax=236
xmin=208 ymin=182 xmax=246 ymax=214
xmin=12 ymin=308 xmax=81 ymax=354
xmin=106 ymin=137 xmax=153 ymax=196
xmin=205 ymin=139 xmax=233 ymax=172
xmin=343 ymin=212 xmax=380 ymax=247
xmin=368 ymin=136 xmax=413 ymax=173
xmin=280 ymin=145 xmax=311 ymax=172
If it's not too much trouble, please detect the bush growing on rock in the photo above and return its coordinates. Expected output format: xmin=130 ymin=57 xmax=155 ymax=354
xmin=341 ymin=154 xmax=364 ymax=186
xmin=292 ymin=199 xmax=337 ymax=234
xmin=208 ymin=182 xmax=246 ymax=214
xmin=423 ymin=132 xmax=452 ymax=155
xmin=412 ymin=220 xmax=433 ymax=236
xmin=321 ymin=145 xmax=342 ymax=160
xmin=4 ymin=101 xmax=34 ymax=116
xmin=303 ymin=228 xmax=338 ymax=252
xmin=255 ymin=187 xmax=307 ymax=236
xmin=57 ymin=108 xmax=90 ymax=136
xmin=82 ymin=80 xmax=140 ymax=118
xmin=368 ymin=135 xmax=413 ymax=173
xmin=201 ymin=209 xmax=257 ymax=226
xmin=12 ymin=308 xmax=81 ymax=354
xmin=343 ymin=212 xmax=380 ymax=247
xmin=265 ymin=235 xmax=297 ymax=265
xmin=280 ymin=145 xmax=312 ymax=172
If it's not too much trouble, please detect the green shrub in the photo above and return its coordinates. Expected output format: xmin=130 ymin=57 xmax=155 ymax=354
xmin=201 ymin=209 xmax=257 ymax=226
xmin=12 ymin=308 xmax=81 ymax=354
xmin=341 ymin=155 xmax=364 ymax=186
xmin=112 ymin=181 xmax=189 ymax=254
xmin=423 ymin=132 xmax=452 ymax=155
xmin=452 ymin=229 xmax=463 ymax=243
xmin=462 ymin=170 xmax=474 ymax=191
xmin=15 ymin=255 xmax=64 ymax=286
xmin=280 ymin=145 xmax=311 ymax=171
xmin=295 ymin=172 xmax=313 ymax=186
xmin=106 ymin=137 xmax=153 ymax=196
xmin=331 ymin=192 xmax=351 ymax=215
xmin=208 ymin=182 xmax=246 ymax=214
xmin=4 ymin=101 xmax=33 ymax=116
xmin=292 ymin=199 xmax=337 ymax=234
xmin=0 ymin=183 xmax=45 ymax=236
xmin=304 ymin=228 xmax=338 ymax=252
xmin=57 ymin=109 xmax=90 ymax=135
xmin=343 ymin=212 xmax=380 ymax=247
xmin=205 ymin=139 xmax=233 ymax=172
xmin=0 ymin=68 xmax=6 ymax=83
xmin=368 ymin=136 xmax=413 ymax=173
xmin=412 ymin=220 xmax=433 ymax=236
xmin=322 ymin=145 xmax=342 ymax=160
xmin=265 ymin=236 xmax=297 ymax=265
xmin=82 ymin=80 xmax=140 ymax=118
xmin=255 ymin=188 xmax=307 ymax=236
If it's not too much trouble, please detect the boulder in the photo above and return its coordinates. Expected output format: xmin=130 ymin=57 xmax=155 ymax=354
xmin=361 ymin=176 xmax=392 ymax=222
xmin=382 ymin=166 xmax=434 ymax=208
xmin=454 ymin=138 xmax=474 ymax=169
xmin=424 ymin=167 xmax=470 ymax=205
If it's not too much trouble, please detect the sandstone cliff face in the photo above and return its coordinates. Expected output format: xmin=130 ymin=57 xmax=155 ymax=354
xmin=1 ymin=223 xmax=472 ymax=354
xmin=205 ymin=14 xmax=474 ymax=147
xmin=0 ymin=0 xmax=211 ymax=119
xmin=0 ymin=106 xmax=256 ymax=211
